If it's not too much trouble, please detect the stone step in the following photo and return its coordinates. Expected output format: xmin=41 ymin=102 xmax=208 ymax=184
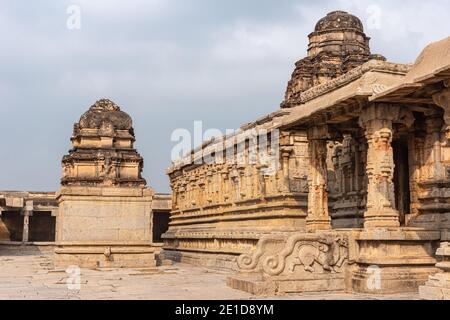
xmin=226 ymin=274 xmax=274 ymax=295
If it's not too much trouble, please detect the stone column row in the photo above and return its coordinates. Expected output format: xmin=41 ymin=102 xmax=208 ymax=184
xmin=305 ymin=104 xmax=411 ymax=231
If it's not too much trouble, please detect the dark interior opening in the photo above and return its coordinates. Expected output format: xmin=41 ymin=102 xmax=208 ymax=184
xmin=0 ymin=211 xmax=23 ymax=241
xmin=0 ymin=211 xmax=56 ymax=242
xmin=29 ymin=212 xmax=56 ymax=242
xmin=152 ymin=211 xmax=170 ymax=243
xmin=393 ymin=136 xmax=411 ymax=226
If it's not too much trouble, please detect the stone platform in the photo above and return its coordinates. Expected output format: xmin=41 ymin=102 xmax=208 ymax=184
xmin=0 ymin=245 xmax=419 ymax=300
xmin=54 ymin=242 xmax=161 ymax=269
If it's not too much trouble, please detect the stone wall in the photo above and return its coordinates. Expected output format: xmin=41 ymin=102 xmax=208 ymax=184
xmin=164 ymin=117 xmax=310 ymax=269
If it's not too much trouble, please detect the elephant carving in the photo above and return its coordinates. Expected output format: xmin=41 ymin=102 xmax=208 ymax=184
xmin=290 ymin=237 xmax=348 ymax=273
xmin=262 ymin=234 xmax=349 ymax=276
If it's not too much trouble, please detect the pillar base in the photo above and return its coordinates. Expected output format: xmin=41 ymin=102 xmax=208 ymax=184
xmin=351 ymin=229 xmax=440 ymax=294
xmin=306 ymin=219 xmax=332 ymax=232
xmin=363 ymin=208 xmax=400 ymax=229
xmin=420 ymin=233 xmax=450 ymax=300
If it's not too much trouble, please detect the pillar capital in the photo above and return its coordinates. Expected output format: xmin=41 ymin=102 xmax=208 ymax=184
xmin=307 ymin=125 xmax=340 ymax=141
xmin=359 ymin=103 xmax=415 ymax=132
xmin=433 ymin=86 xmax=450 ymax=141
xmin=359 ymin=103 xmax=402 ymax=124
xmin=280 ymin=146 xmax=294 ymax=158
xmin=433 ymin=85 xmax=450 ymax=110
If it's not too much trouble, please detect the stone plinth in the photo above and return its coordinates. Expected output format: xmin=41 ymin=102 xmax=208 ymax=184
xmin=229 ymin=229 xmax=440 ymax=296
xmin=227 ymin=231 xmax=353 ymax=295
xmin=54 ymin=243 xmax=157 ymax=268
xmin=55 ymin=186 xmax=155 ymax=268
xmin=351 ymin=229 xmax=440 ymax=294
xmin=420 ymin=232 xmax=450 ymax=300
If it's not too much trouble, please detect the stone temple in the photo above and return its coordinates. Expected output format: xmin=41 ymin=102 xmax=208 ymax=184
xmin=1 ymin=99 xmax=172 ymax=269
xmin=1 ymin=11 xmax=450 ymax=299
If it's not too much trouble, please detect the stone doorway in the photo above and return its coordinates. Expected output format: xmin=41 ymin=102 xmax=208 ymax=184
xmin=29 ymin=212 xmax=55 ymax=242
xmin=152 ymin=211 xmax=170 ymax=243
xmin=393 ymin=136 xmax=411 ymax=226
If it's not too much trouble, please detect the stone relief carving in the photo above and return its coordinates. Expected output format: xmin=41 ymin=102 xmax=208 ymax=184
xmin=168 ymin=130 xmax=309 ymax=213
xmin=237 ymin=235 xmax=287 ymax=271
xmin=262 ymin=234 xmax=349 ymax=276
xmin=289 ymin=237 xmax=348 ymax=273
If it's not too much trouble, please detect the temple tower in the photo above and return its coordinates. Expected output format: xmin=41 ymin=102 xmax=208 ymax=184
xmin=61 ymin=98 xmax=146 ymax=188
xmin=55 ymin=99 xmax=157 ymax=268
xmin=283 ymin=10 xmax=384 ymax=106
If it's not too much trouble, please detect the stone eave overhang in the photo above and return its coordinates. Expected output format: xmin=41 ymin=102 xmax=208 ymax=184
xmin=0 ymin=191 xmax=58 ymax=212
xmin=370 ymin=64 xmax=450 ymax=105
xmin=0 ymin=191 xmax=57 ymax=199
xmin=283 ymin=60 xmax=410 ymax=108
xmin=278 ymin=60 xmax=410 ymax=130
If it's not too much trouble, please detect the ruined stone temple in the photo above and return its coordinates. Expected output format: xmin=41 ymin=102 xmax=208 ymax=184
xmin=163 ymin=11 xmax=450 ymax=299
xmin=1 ymin=99 xmax=171 ymax=268
xmin=1 ymin=10 xmax=450 ymax=299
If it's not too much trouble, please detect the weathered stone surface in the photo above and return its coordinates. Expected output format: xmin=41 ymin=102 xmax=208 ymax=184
xmin=55 ymin=99 xmax=168 ymax=268
xmin=62 ymin=99 xmax=146 ymax=188
xmin=282 ymin=11 xmax=385 ymax=108
xmin=160 ymin=13 xmax=450 ymax=298
xmin=164 ymin=128 xmax=310 ymax=268
xmin=420 ymin=232 xmax=450 ymax=300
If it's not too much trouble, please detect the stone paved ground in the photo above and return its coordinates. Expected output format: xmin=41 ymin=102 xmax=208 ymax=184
xmin=0 ymin=246 xmax=419 ymax=300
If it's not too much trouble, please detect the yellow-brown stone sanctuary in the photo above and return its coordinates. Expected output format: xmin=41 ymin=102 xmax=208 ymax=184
xmin=55 ymin=99 xmax=163 ymax=268
xmin=163 ymin=11 xmax=450 ymax=298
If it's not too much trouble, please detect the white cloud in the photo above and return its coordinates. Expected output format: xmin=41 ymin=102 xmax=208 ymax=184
xmin=75 ymin=0 xmax=169 ymax=19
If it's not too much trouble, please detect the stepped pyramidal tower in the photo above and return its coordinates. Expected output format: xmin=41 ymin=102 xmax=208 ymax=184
xmin=282 ymin=10 xmax=385 ymax=107
xmin=61 ymin=99 xmax=146 ymax=187
xmin=55 ymin=99 xmax=157 ymax=268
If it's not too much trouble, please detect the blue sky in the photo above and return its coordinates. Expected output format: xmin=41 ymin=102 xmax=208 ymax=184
xmin=0 ymin=0 xmax=449 ymax=193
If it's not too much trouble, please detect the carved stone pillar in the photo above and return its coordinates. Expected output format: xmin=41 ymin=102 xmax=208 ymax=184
xmin=424 ymin=113 xmax=445 ymax=180
xmin=281 ymin=147 xmax=294 ymax=193
xmin=220 ymin=167 xmax=229 ymax=202
xmin=359 ymin=104 xmax=400 ymax=228
xmin=171 ymin=182 xmax=179 ymax=211
xmin=230 ymin=167 xmax=240 ymax=201
xmin=256 ymin=164 xmax=268 ymax=198
xmin=22 ymin=200 xmax=33 ymax=243
xmin=306 ymin=127 xmax=331 ymax=232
